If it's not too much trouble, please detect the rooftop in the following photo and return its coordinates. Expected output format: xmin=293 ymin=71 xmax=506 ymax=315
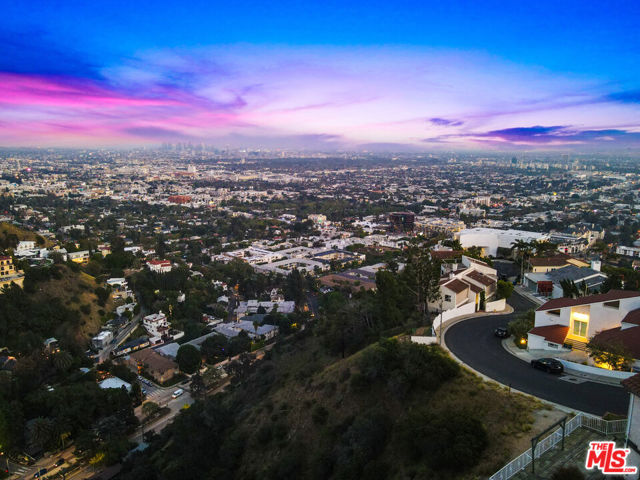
xmin=537 ymin=290 xmax=640 ymax=311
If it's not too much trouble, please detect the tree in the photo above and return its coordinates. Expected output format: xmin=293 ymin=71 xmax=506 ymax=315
xmin=508 ymin=309 xmax=535 ymax=347
xmin=586 ymin=338 xmax=633 ymax=371
xmin=401 ymin=247 xmax=441 ymax=325
xmin=201 ymin=335 xmax=228 ymax=364
xmin=176 ymin=345 xmax=201 ymax=374
xmin=141 ymin=402 xmax=160 ymax=419
xmin=496 ymin=280 xmax=514 ymax=300
xmin=52 ymin=351 xmax=73 ymax=372
xmin=560 ymin=279 xmax=580 ymax=298
xmin=27 ymin=417 xmax=55 ymax=450
xmin=190 ymin=372 xmax=206 ymax=399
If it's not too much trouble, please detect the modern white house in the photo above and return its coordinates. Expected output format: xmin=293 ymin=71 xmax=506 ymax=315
xmin=143 ymin=311 xmax=170 ymax=344
xmin=527 ymin=290 xmax=640 ymax=366
xmin=621 ymin=374 xmax=640 ymax=479
xmin=456 ymin=227 xmax=549 ymax=257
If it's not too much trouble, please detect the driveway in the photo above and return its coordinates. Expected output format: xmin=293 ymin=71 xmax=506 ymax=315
xmin=444 ymin=292 xmax=630 ymax=416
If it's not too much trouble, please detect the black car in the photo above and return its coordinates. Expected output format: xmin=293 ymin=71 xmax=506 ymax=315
xmin=494 ymin=326 xmax=509 ymax=338
xmin=55 ymin=458 xmax=65 ymax=467
xmin=531 ymin=358 xmax=564 ymax=374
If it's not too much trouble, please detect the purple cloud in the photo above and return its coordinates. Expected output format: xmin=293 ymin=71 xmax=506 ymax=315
xmin=429 ymin=117 xmax=463 ymax=127
xmin=423 ymin=125 xmax=640 ymax=148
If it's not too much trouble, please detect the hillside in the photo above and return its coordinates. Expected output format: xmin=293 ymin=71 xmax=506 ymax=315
xmin=120 ymin=330 xmax=561 ymax=480
xmin=0 ymin=221 xmax=52 ymax=249
xmin=0 ymin=264 xmax=114 ymax=354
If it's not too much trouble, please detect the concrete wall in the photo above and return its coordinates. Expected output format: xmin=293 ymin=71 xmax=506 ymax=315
xmin=554 ymin=358 xmax=636 ymax=380
xmin=485 ymin=298 xmax=506 ymax=312
xmin=410 ymin=336 xmax=439 ymax=345
xmin=432 ymin=302 xmax=477 ymax=334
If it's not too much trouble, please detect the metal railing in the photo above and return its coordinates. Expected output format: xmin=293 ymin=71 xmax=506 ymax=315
xmin=489 ymin=413 xmax=628 ymax=480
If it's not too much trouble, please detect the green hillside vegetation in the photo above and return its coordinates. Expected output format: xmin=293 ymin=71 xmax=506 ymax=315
xmin=120 ymin=330 xmax=547 ymax=480
xmin=0 ymin=221 xmax=50 ymax=249
xmin=0 ymin=264 xmax=114 ymax=355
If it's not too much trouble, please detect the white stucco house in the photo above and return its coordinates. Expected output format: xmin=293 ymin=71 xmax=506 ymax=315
xmin=527 ymin=291 xmax=640 ymax=368
xmin=429 ymin=255 xmax=498 ymax=312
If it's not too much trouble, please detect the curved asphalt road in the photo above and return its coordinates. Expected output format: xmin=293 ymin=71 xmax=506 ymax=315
xmin=445 ymin=292 xmax=630 ymax=416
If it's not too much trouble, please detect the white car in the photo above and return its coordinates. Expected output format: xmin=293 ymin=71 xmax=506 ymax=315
xmin=171 ymin=388 xmax=184 ymax=399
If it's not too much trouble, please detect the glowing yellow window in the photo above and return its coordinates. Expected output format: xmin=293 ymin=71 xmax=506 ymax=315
xmin=573 ymin=320 xmax=588 ymax=337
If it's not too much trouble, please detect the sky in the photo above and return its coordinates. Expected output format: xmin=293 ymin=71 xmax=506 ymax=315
xmin=1 ymin=0 xmax=640 ymax=151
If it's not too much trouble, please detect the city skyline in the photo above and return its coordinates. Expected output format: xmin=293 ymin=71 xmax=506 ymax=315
xmin=2 ymin=1 xmax=640 ymax=151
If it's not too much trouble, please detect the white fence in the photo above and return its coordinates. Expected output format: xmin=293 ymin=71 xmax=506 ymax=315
xmin=489 ymin=413 xmax=628 ymax=480
xmin=485 ymin=298 xmax=506 ymax=312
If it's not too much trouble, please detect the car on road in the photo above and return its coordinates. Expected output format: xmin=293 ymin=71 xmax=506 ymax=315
xmin=55 ymin=457 xmax=65 ymax=467
xmin=494 ymin=326 xmax=509 ymax=338
xmin=142 ymin=388 xmax=147 ymax=395
xmin=531 ymin=358 xmax=564 ymax=374
xmin=171 ymin=388 xmax=184 ymax=398
xmin=34 ymin=468 xmax=47 ymax=478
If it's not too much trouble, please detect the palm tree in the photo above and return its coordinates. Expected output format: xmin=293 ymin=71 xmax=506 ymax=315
xmin=52 ymin=351 xmax=73 ymax=372
xmin=28 ymin=417 xmax=54 ymax=450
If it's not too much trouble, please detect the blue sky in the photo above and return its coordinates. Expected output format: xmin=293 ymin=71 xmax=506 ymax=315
xmin=2 ymin=1 xmax=639 ymax=149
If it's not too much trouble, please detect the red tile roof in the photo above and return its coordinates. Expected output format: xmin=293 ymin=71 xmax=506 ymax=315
xmin=622 ymin=309 xmax=640 ymax=326
xmin=430 ymin=250 xmax=463 ymax=260
xmin=537 ymin=290 xmax=640 ymax=311
xmin=529 ymin=256 xmax=570 ymax=267
xmin=528 ymin=325 xmax=569 ymax=345
xmin=443 ymin=278 xmax=470 ymax=294
xmin=466 ymin=269 xmax=495 ymax=286
xmin=590 ymin=326 xmax=640 ymax=358
xmin=622 ymin=373 xmax=640 ymax=397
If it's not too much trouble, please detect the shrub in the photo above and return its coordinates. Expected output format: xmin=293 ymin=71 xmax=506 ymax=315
xmin=398 ymin=409 xmax=488 ymax=470
xmin=311 ymin=405 xmax=329 ymax=425
xmin=550 ymin=465 xmax=584 ymax=480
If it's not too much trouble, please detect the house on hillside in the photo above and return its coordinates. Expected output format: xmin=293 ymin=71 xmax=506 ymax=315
xmin=0 ymin=256 xmax=24 ymax=290
xmin=527 ymin=290 xmax=640 ymax=369
xmin=428 ymin=255 xmax=498 ymax=312
xmin=523 ymin=264 xmax=607 ymax=299
xmin=147 ymin=259 xmax=172 ymax=273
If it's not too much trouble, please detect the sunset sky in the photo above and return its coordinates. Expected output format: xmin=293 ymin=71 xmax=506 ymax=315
xmin=2 ymin=0 xmax=640 ymax=150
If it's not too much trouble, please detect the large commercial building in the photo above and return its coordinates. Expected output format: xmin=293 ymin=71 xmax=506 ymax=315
xmin=456 ymin=228 xmax=549 ymax=257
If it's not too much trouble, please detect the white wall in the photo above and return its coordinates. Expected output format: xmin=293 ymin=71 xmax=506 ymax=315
xmin=485 ymin=298 xmax=506 ymax=312
xmin=432 ymin=302 xmax=477 ymax=334
xmin=411 ymin=336 xmax=439 ymax=345
xmin=554 ymin=358 xmax=636 ymax=380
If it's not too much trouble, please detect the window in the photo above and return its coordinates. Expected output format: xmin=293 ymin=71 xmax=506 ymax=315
xmin=547 ymin=342 xmax=558 ymax=349
xmin=548 ymin=309 xmax=561 ymax=316
xmin=604 ymin=300 xmax=620 ymax=309
xmin=444 ymin=295 xmax=452 ymax=302
xmin=573 ymin=320 xmax=588 ymax=338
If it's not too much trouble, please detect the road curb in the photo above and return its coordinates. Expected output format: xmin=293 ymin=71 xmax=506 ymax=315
xmin=441 ymin=305 xmax=589 ymax=416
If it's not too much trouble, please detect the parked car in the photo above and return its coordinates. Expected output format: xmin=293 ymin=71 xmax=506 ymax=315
xmin=55 ymin=457 xmax=65 ymax=467
xmin=34 ymin=468 xmax=47 ymax=478
xmin=531 ymin=358 xmax=564 ymax=374
xmin=494 ymin=326 xmax=509 ymax=338
xmin=172 ymin=388 xmax=184 ymax=398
